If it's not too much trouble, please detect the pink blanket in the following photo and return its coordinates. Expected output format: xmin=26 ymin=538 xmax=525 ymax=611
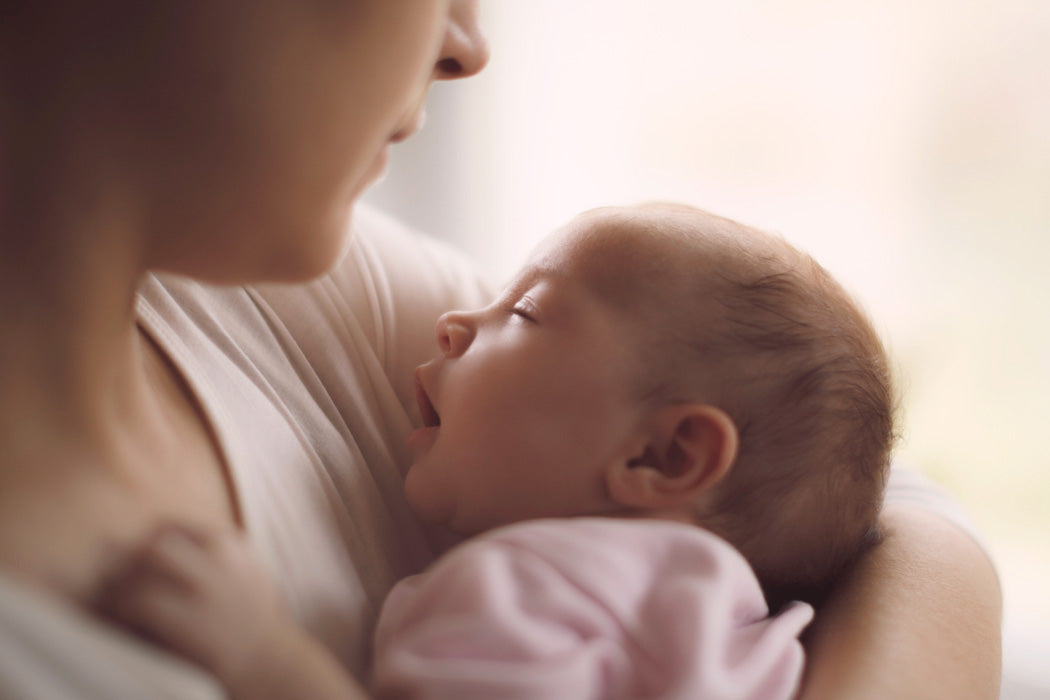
xmin=373 ymin=518 xmax=813 ymax=699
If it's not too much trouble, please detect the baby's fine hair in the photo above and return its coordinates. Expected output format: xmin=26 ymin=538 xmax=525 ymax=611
xmin=632 ymin=204 xmax=896 ymax=608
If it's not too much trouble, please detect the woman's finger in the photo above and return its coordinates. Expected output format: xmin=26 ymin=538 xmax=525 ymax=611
xmin=107 ymin=575 xmax=216 ymax=665
xmin=136 ymin=524 xmax=216 ymax=589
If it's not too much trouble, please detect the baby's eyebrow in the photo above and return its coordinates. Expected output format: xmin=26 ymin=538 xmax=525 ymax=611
xmin=508 ymin=261 xmax=571 ymax=290
xmin=501 ymin=268 xmax=548 ymax=297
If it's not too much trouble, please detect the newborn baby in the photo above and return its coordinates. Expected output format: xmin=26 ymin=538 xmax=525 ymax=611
xmin=103 ymin=203 xmax=895 ymax=700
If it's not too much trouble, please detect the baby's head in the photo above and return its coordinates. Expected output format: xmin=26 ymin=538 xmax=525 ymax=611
xmin=584 ymin=203 xmax=895 ymax=605
xmin=406 ymin=203 xmax=894 ymax=605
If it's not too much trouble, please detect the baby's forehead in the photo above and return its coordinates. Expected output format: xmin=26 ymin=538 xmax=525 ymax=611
xmin=530 ymin=205 xmax=769 ymax=286
xmin=518 ymin=211 xmax=697 ymax=326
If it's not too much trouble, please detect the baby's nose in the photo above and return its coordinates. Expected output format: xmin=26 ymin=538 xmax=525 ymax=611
xmin=435 ymin=310 xmax=476 ymax=358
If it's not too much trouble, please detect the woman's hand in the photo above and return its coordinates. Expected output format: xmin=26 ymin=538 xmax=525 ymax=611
xmin=96 ymin=525 xmax=296 ymax=691
xmin=796 ymin=504 xmax=1002 ymax=699
xmin=96 ymin=524 xmax=369 ymax=700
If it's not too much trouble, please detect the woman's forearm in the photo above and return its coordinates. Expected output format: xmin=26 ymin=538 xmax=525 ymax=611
xmin=230 ymin=628 xmax=371 ymax=700
xmin=796 ymin=504 xmax=1002 ymax=700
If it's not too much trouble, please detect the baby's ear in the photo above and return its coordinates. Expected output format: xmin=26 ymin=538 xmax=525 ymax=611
xmin=606 ymin=404 xmax=738 ymax=510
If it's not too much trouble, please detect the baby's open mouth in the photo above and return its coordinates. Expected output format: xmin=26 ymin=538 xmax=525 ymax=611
xmin=415 ymin=372 xmax=441 ymax=428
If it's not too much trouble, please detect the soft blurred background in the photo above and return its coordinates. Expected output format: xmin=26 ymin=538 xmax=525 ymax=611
xmin=365 ymin=2 xmax=1050 ymax=696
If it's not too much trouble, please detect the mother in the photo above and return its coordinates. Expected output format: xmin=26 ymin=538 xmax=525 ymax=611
xmin=0 ymin=2 xmax=1000 ymax=698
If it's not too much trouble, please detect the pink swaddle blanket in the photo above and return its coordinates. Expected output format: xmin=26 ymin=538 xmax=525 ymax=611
xmin=373 ymin=517 xmax=813 ymax=700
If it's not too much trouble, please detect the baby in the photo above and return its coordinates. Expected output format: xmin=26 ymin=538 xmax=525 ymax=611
xmin=102 ymin=203 xmax=895 ymax=700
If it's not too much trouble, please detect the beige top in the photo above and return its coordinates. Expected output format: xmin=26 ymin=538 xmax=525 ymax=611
xmin=0 ymin=206 xmax=980 ymax=698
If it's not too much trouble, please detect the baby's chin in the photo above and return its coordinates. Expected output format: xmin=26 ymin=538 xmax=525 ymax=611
xmin=403 ymin=467 xmax=454 ymax=528
xmin=402 ymin=494 xmax=472 ymax=555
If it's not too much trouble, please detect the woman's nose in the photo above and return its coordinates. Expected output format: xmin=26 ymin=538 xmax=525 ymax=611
xmin=434 ymin=0 xmax=490 ymax=80
xmin=436 ymin=311 xmax=476 ymax=358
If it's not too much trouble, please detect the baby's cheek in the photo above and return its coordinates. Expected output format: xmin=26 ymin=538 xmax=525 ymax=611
xmin=403 ymin=461 xmax=452 ymax=526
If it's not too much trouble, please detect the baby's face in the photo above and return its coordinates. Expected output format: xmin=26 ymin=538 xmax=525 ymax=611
xmin=404 ymin=214 xmax=656 ymax=536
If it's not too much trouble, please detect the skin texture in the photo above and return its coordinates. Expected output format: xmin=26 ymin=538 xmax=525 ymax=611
xmin=405 ymin=233 xmax=650 ymax=534
xmin=799 ymin=505 xmax=1003 ymax=699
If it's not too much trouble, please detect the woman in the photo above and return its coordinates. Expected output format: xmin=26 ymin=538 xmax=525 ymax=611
xmin=0 ymin=2 xmax=1000 ymax=698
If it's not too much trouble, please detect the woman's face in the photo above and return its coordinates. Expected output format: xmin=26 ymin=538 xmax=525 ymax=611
xmin=120 ymin=0 xmax=488 ymax=282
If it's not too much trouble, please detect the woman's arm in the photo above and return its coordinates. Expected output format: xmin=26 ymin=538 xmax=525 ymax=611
xmin=226 ymin=629 xmax=370 ymax=700
xmin=796 ymin=503 xmax=1002 ymax=699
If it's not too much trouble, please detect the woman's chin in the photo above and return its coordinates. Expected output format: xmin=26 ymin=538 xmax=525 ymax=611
xmin=260 ymin=206 xmax=358 ymax=283
xmin=346 ymin=146 xmax=391 ymax=202
xmin=365 ymin=145 xmax=391 ymax=184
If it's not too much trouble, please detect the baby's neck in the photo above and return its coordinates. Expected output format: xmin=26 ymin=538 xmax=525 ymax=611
xmin=611 ymin=507 xmax=703 ymax=528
